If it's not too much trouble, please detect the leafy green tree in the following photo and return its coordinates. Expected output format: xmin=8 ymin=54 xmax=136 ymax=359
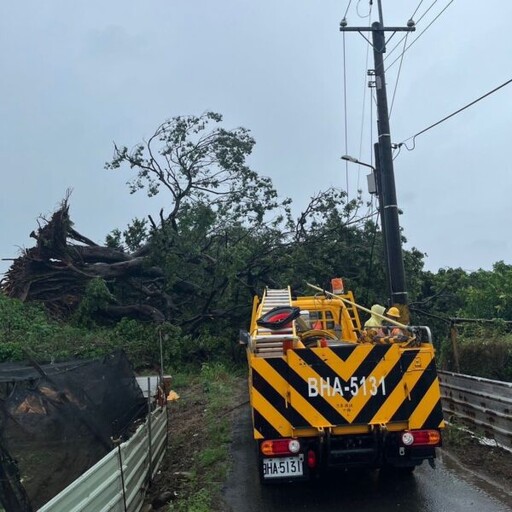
xmin=415 ymin=267 xmax=470 ymax=317
xmin=279 ymin=187 xmax=426 ymax=314
xmin=105 ymin=112 xmax=293 ymax=335
xmin=106 ymin=111 xmax=290 ymax=229
xmin=413 ymin=263 xmax=512 ymax=326
xmin=462 ymin=261 xmax=512 ymax=320
xmin=410 ymin=267 xmax=470 ymax=343
xmin=6 ymin=110 xmax=511 ymax=376
xmin=105 ymin=219 xmax=148 ymax=252
xmin=282 ymin=189 xmax=384 ymax=297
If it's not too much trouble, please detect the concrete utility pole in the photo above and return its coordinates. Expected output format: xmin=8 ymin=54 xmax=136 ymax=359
xmin=340 ymin=4 xmax=414 ymax=306
xmin=373 ymin=142 xmax=392 ymax=299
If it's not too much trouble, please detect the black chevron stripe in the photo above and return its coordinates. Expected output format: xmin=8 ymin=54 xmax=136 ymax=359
xmin=390 ymin=358 xmax=439 ymax=422
xmin=421 ymin=398 xmax=444 ymax=429
xmin=323 ymin=344 xmax=357 ymax=362
xmin=294 ymin=346 xmax=389 ymax=399
xmin=398 ymin=349 xmax=420 ymax=371
xmin=269 ymin=358 xmax=347 ymax=425
xmin=352 ymin=350 xmax=417 ymax=424
xmin=256 ymin=348 xmax=434 ymax=429
xmin=291 ymin=347 xmax=417 ymax=424
xmin=252 ymin=368 xmax=311 ymax=428
xmin=253 ymin=409 xmax=282 ymax=439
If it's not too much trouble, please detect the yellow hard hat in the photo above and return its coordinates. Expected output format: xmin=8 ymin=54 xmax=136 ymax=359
xmin=387 ymin=306 xmax=400 ymax=318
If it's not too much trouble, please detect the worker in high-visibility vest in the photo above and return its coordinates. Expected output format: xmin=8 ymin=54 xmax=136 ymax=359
xmin=375 ymin=307 xmax=408 ymax=343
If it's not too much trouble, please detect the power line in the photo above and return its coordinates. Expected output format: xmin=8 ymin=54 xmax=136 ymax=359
xmin=392 ymin=144 xmax=402 ymax=161
xmin=382 ymin=0 xmax=446 ymax=119
xmin=416 ymin=0 xmax=440 ymax=24
xmin=385 ymin=0 xmax=454 ymax=72
xmin=357 ymin=2 xmax=373 ymax=190
xmin=356 ymin=0 xmax=372 ymax=18
xmin=342 ymin=30 xmax=350 ymax=194
xmin=388 ymin=32 xmax=409 ymax=119
xmin=397 ymin=77 xmax=512 ymax=150
xmin=343 ymin=0 xmax=354 ymax=20
xmin=384 ymin=0 xmax=440 ymax=64
xmin=370 ymin=89 xmax=374 ymax=168
xmin=411 ymin=0 xmax=426 ymax=19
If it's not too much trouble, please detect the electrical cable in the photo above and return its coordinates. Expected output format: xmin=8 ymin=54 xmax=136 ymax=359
xmin=343 ymin=0 xmax=354 ymax=20
xmin=384 ymin=0 xmax=440 ymax=63
xmin=386 ymin=0 xmax=454 ymax=72
xmin=388 ymin=32 xmax=409 ymax=119
xmin=384 ymin=30 xmax=401 ymax=50
xmin=370 ymin=89 xmax=374 ymax=167
xmin=369 ymin=10 xmax=376 ymax=171
xmin=409 ymin=306 xmax=451 ymax=324
xmin=342 ymin=31 xmax=350 ymax=195
xmin=416 ymin=0 xmax=441 ymax=24
xmin=392 ymin=144 xmax=402 ymax=161
xmin=397 ymin=77 xmax=512 ymax=150
xmin=383 ymin=34 xmax=406 ymax=63
xmin=363 ymin=215 xmax=379 ymax=307
xmin=357 ymin=2 xmax=373 ymax=190
xmin=411 ymin=0 xmax=426 ymax=19
xmin=356 ymin=0 xmax=372 ymax=18
xmin=353 ymin=0 xmax=445 ymax=127
xmin=345 ymin=210 xmax=379 ymax=226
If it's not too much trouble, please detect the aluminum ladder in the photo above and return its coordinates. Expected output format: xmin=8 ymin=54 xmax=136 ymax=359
xmin=253 ymin=288 xmax=297 ymax=357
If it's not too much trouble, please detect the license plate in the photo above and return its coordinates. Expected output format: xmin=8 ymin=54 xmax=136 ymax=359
xmin=262 ymin=455 xmax=304 ymax=478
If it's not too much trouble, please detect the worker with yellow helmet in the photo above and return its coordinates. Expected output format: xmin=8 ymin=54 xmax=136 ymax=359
xmin=375 ymin=306 xmax=409 ymax=343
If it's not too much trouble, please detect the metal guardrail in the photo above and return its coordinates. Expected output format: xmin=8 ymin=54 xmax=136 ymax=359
xmin=438 ymin=370 xmax=512 ymax=451
xmin=38 ymin=405 xmax=167 ymax=512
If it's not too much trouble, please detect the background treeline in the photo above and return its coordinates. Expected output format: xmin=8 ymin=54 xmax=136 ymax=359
xmin=1 ymin=113 xmax=511 ymax=381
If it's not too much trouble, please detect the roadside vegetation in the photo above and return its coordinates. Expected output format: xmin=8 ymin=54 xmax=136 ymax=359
xmin=149 ymin=363 xmax=244 ymax=512
xmin=0 ymin=111 xmax=511 ymax=509
xmin=1 ymin=112 xmax=512 ymax=377
xmin=441 ymin=421 xmax=512 ymax=491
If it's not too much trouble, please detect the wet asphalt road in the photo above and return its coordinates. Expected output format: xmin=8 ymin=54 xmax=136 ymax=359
xmin=223 ymin=405 xmax=512 ymax=512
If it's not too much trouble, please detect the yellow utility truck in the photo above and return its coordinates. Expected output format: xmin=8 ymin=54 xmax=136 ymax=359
xmin=243 ymin=283 xmax=444 ymax=482
xmin=243 ymin=6 xmax=447 ymax=483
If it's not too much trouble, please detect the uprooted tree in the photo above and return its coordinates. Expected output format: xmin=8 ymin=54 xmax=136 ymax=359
xmin=2 ymin=112 xmax=410 ymax=335
xmin=1 ymin=196 xmax=168 ymax=323
xmin=1 ymin=113 xmax=293 ymax=330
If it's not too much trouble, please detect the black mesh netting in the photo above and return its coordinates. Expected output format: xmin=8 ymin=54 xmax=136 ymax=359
xmin=0 ymin=351 xmax=147 ymax=511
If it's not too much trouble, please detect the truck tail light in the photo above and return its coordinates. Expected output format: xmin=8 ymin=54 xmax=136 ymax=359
xmin=401 ymin=430 xmax=441 ymax=446
xmin=307 ymin=449 xmax=317 ymax=469
xmin=261 ymin=439 xmax=301 ymax=456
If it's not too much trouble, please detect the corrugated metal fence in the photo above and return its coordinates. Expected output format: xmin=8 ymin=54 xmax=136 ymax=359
xmin=34 ymin=370 xmax=511 ymax=510
xmin=438 ymin=370 xmax=512 ymax=451
xmin=39 ymin=405 xmax=167 ymax=512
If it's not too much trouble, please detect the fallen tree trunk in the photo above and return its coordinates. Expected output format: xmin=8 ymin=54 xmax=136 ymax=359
xmin=85 ymin=259 xmax=164 ymax=279
xmin=1 ymin=199 xmax=170 ymax=323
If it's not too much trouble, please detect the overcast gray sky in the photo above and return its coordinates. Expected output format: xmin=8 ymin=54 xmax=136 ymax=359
xmin=1 ymin=1 xmax=511 ymax=280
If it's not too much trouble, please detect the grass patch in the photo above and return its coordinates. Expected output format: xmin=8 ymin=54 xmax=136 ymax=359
xmin=442 ymin=422 xmax=473 ymax=448
xmin=164 ymin=362 xmax=244 ymax=512
xmin=171 ymin=487 xmax=211 ymax=512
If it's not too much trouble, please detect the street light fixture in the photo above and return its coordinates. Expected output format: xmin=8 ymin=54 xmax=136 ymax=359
xmin=341 ymin=154 xmax=375 ymax=171
xmin=342 ymin=151 xmax=390 ymax=296
xmin=341 ymin=155 xmax=377 ymax=194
